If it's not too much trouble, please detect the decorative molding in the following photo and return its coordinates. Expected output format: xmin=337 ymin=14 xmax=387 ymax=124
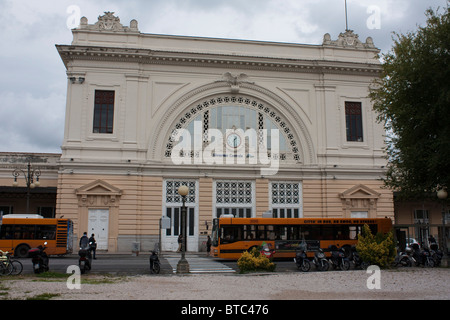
xmin=215 ymin=72 xmax=255 ymax=93
xmin=78 ymin=12 xmax=139 ymax=33
xmin=56 ymin=45 xmax=382 ymax=76
xmin=340 ymin=184 xmax=381 ymax=199
xmin=340 ymin=184 xmax=380 ymax=217
xmin=323 ymin=30 xmax=376 ymax=50
xmin=76 ymin=179 xmax=122 ymax=207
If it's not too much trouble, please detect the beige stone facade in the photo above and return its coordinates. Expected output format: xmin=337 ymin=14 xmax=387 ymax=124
xmin=49 ymin=12 xmax=395 ymax=252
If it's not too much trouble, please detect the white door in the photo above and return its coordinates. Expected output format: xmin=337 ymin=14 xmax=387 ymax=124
xmin=162 ymin=207 xmax=198 ymax=252
xmin=88 ymin=209 xmax=109 ymax=250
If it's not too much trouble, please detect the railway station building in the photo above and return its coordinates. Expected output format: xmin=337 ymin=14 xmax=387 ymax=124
xmin=1 ymin=12 xmax=401 ymax=253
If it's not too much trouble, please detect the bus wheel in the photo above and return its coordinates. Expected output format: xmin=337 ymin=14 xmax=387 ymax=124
xmin=15 ymin=244 xmax=30 ymax=258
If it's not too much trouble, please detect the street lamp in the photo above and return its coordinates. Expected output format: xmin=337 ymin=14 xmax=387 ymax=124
xmin=12 ymin=160 xmax=41 ymax=214
xmin=437 ymin=188 xmax=448 ymax=266
xmin=176 ymin=185 xmax=190 ymax=273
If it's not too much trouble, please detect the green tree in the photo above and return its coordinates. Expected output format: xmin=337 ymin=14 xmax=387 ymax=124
xmin=356 ymin=224 xmax=395 ymax=268
xmin=370 ymin=5 xmax=450 ymax=199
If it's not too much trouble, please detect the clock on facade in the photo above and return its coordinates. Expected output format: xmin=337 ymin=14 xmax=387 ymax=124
xmin=226 ymin=132 xmax=242 ymax=149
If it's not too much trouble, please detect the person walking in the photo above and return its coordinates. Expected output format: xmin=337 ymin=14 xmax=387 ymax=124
xmin=79 ymin=232 xmax=89 ymax=249
xmin=177 ymin=234 xmax=182 ymax=252
xmin=89 ymin=233 xmax=97 ymax=259
xmin=206 ymin=235 xmax=212 ymax=257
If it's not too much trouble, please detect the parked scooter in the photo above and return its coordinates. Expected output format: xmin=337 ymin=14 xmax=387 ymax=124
xmin=393 ymin=247 xmax=413 ymax=267
xmin=294 ymin=243 xmax=310 ymax=272
xmin=312 ymin=248 xmax=329 ymax=271
xmin=430 ymin=243 xmax=443 ymax=267
xmin=149 ymin=250 xmax=161 ymax=274
xmin=411 ymin=243 xmax=434 ymax=267
xmin=350 ymin=246 xmax=369 ymax=270
xmin=78 ymin=242 xmax=92 ymax=274
xmin=28 ymin=242 xmax=49 ymax=274
xmin=328 ymin=245 xmax=350 ymax=271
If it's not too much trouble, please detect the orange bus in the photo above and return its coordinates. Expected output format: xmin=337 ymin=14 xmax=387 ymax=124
xmin=0 ymin=215 xmax=74 ymax=258
xmin=211 ymin=216 xmax=392 ymax=259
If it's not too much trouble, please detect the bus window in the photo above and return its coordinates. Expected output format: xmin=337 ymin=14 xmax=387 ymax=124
xmin=0 ymin=225 xmax=14 ymax=239
xmin=322 ymin=226 xmax=334 ymax=240
xmin=307 ymin=225 xmax=319 ymax=240
xmin=257 ymin=225 xmax=266 ymax=240
xmin=244 ymin=225 xmax=256 ymax=240
xmin=221 ymin=226 xmax=242 ymax=244
xmin=274 ymin=226 xmax=286 ymax=240
xmin=14 ymin=225 xmax=35 ymax=239
xmin=267 ymin=225 xmax=275 ymax=240
xmin=335 ymin=226 xmax=350 ymax=240
xmin=349 ymin=225 xmax=358 ymax=239
xmin=36 ymin=225 xmax=56 ymax=240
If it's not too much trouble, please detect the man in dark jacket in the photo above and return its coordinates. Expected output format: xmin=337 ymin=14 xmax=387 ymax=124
xmin=79 ymin=232 xmax=89 ymax=249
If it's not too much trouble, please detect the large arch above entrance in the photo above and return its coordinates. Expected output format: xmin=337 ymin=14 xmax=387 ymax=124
xmin=149 ymin=81 xmax=316 ymax=165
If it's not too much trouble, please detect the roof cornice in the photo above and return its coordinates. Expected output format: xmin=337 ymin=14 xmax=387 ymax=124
xmin=56 ymin=44 xmax=382 ymax=76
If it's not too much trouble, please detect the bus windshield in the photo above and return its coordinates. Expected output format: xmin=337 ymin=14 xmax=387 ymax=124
xmin=212 ymin=218 xmax=219 ymax=247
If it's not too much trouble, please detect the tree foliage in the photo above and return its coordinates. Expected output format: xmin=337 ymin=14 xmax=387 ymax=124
xmin=370 ymin=5 xmax=450 ymax=199
xmin=356 ymin=224 xmax=396 ymax=268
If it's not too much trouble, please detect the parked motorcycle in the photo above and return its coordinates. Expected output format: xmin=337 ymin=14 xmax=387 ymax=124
xmin=28 ymin=242 xmax=49 ymax=274
xmin=430 ymin=244 xmax=443 ymax=267
xmin=411 ymin=243 xmax=434 ymax=267
xmin=149 ymin=250 xmax=161 ymax=274
xmin=350 ymin=246 xmax=369 ymax=270
xmin=393 ymin=247 xmax=413 ymax=267
xmin=294 ymin=245 xmax=310 ymax=272
xmin=78 ymin=242 xmax=92 ymax=274
xmin=329 ymin=245 xmax=350 ymax=271
xmin=312 ymin=248 xmax=329 ymax=271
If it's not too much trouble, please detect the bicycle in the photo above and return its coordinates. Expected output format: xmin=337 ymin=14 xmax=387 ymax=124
xmin=0 ymin=249 xmax=23 ymax=276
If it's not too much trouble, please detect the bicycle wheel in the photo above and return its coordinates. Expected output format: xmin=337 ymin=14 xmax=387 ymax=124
xmin=0 ymin=262 xmax=13 ymax=276
xmin=10 ymin=260 xmax=23 ymax=275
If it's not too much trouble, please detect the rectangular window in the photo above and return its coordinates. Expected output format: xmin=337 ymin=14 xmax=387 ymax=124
xmin=37 ymin=207 xmax=55 ymax=218
xmin=345 ymin=101 xmax=363 ymax=142
xmin=414 ymin=209 xmax=429 ymax=224
xmin=270 ymin=182 xmax=302 ymax=218
xmin=93 ymin=90 xmax=115 ymax=134
xmin=214 ymin=180 xmax=254 ymax=218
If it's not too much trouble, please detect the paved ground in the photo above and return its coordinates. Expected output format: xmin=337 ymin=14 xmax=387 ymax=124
xmin=2 ymin=266 xmax=449 ymax=302
xmin=15 ymin=252 xmax=240 ymax=275
xmin=164 ymin=253 xmax=235 ymax=273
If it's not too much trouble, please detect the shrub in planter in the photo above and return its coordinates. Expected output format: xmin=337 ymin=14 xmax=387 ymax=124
xmin=356 ymin=224 xmax=396 ymax=268
xmin=237 ymin=247 xmax=276 ymax=273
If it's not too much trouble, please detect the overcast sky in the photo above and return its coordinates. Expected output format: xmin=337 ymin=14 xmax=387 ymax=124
xmin=0 ymin=0 xmax=447 ymax=154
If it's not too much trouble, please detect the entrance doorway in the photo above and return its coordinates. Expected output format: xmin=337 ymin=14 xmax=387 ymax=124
xmin=88 ymin=209 xmax=109 ymax=250
xmin=162 ymin=206 xmax=197 ymax=252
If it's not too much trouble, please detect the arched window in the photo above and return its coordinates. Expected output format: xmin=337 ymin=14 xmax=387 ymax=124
xmin=165 ymin=95 xmax=300 ymax=162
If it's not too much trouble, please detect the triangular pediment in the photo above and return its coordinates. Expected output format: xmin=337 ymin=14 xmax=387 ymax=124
xmin=340 ymin=184 xmax=380 ymax=199
xmin=76 ymin=179 xmax=122 ymax=196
